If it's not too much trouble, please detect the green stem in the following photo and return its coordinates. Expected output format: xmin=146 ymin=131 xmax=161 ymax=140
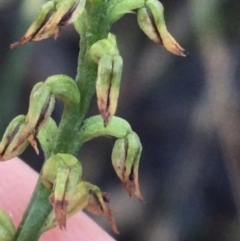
xmin=76 ymin=1 xmax=110 ymax=109
xmin=53 ymin=106 xmax=80 ymax=154
xmin=55 ymin=0 xmax=110 ymax=155
xmin=12 ymin=184 xmax=52 ymax=241
xmin=12 ymin=1 xmax=111 ymax=241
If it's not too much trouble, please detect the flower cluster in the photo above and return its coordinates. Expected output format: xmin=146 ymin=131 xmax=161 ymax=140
xmin=0 ymin=0 xmax=187 ymax=239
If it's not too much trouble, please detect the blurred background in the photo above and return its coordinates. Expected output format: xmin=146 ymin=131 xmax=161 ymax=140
xmin=1 ymin=0 xmax=240 ymax=240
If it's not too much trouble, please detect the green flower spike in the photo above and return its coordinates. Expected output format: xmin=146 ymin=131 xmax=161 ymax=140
xmin=89 ymin=34 xmax=123 ymax=126
xmin=112 ymin=132 xmax=143 ymax=201
xmin=11 ymin=0 xmax=86 ymax=48
xmin=0 ymin=115 xmax=29 ymax=161
xmin=137 ymin=0 xmax=187 ymax=56
xmin=0 ymin=208 xmax=15 ymax=241
xmin=41 ymin=153 xmax=82 ymax=229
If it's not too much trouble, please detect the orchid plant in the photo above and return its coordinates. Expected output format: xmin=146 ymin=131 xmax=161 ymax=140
xmin=0 ymin=0 xmax=186 ymax=240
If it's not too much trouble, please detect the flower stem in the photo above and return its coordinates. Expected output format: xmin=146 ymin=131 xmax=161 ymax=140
xmin=12 ymin=1 xmax=110 ymax=240
xmin=11 ymin=183 xmax=52 ymax=241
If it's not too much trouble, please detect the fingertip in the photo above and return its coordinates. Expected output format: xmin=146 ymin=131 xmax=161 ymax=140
xmin=0 ymin=158 xmax=38 ymax=226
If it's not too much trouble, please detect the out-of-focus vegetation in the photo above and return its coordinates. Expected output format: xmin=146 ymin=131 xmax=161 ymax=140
xmin=1 ymin=0 xmax=240 ymax=240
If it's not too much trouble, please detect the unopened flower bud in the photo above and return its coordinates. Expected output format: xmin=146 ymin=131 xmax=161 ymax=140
xmin=0 ymin=208 xmax=15 ymax=241
xmin=0 ymin=115 xmax=29 ymax=161
xmin=112 ymin=132 xmax=143 ymax=201
xmin=41 ymin=153 xmax=82 ymax=229
xmin=137 ymin=0 xmax=187 ymax=56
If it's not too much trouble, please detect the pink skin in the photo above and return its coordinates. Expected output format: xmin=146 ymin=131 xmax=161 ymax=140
xmin=0 ymin=158 xmax=116 ymax=241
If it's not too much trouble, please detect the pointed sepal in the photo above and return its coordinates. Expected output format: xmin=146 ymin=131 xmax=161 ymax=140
xmin=137 ymin=0 xmax=187 ymax=56
xmin=0 ymin=115 xmax=29 ymax=161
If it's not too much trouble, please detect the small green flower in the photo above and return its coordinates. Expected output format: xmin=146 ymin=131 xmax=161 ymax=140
xmin=41 ymin=153 xmax=82 ymax=229
xmin=41 ymin=181 xmax=119 ymax=234
xmin=96 ymin=55 xmax=123 ymax=126
xmin=89 ymin=34 xmax=123 ymax=125
xmin=112 ymin=132 xmax=143 ymax=201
